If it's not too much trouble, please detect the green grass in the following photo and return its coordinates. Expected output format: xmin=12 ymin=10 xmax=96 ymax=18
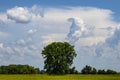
xmin=0 ymin=74 xmax=120 ymax=80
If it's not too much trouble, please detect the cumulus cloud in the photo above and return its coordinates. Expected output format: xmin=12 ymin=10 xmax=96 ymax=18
xmin=95 ymin=27 xmax=120 ymax=58
xmin=27 ymin=29 xmax=37 ymax=34
xmin=66 ymin=17 xmax=94 ymax=44
xmin=7 ymin=7 xmax=32 ymax=23
xmin=0 ymin=5 xmax=44 ymax=24
xmin=0 ymin=38 xmax=42 ymax=66
xmin=106 ymin=27 xmax=120 ymax=47
xmin=0 ymin=14 xmax=12 ymax=23
xmin=0 ymin=5 xmax=120 ymax=70
xmin=74 ymin=27 xmax=120 ymax=70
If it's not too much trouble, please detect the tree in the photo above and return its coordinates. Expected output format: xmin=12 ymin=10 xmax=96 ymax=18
xmin=69 ymin=67 xmax=79 ymax=74
xmin=91 ymin=68 xmax=97 ymax=74
xmin=106 ymin=69 xmax=117 ymax=74
xmin=81 ymin=65 xmax=92 ymax=74
xmin=81 ymin=65 xmax=97 ymax=74
xmin=0 ymin=64 xmax=40 ymax=74
xmin=97 ymin=69 xmax=106 ymax=74
xmin=8 ymin=64 xmax=18 ymax=74
xmin=41 ymin=42 xmax=77 ymax=74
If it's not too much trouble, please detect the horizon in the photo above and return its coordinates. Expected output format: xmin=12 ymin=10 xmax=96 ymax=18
xmin=0 ymin=0 xmax=120 ymax=72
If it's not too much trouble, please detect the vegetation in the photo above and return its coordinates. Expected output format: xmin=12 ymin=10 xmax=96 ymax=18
xmin=0 ymin=64 xmax=40 ymax=74
xmin=0 ymin=42 xmax=119 ymax=75
xmin=41 ymin=42 xmax=77 ymax=74
xmin=81 ymin=65 xmax=97 ymax=74
xmin=0 ymin=75 xmax=120 ymax=80
xmin=0 ymin=64 xmax=118 ymax=74
xmin=81 ymin=65 xmax=117 ymax=74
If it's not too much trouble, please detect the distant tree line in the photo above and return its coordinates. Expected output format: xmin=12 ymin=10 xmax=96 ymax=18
xmin=0 ymin=64 xmax=40 ymax=74
xmin=81 ymin=65 xmax=117 ymax=74
xmin=0 ymin=64 xmax=118 ymax=74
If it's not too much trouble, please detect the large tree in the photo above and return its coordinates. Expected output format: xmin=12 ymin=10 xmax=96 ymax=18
xmin=41 ymin=42 xmax=77 ymax=74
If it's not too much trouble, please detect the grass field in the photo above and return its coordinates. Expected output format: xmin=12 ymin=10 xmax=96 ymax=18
xmin=0 ymin=74 xmax=120 ymax=80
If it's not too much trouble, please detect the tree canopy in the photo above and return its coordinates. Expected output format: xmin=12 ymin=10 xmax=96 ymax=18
xmin=41 ymin=42 xmax=77 ymax=74
xmin=81 ymin=65 xmax=117 ymax=74
xmin=0 ymin=64 xmax=40 ymax=74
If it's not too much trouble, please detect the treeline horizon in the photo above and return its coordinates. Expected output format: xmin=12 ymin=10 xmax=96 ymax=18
xmin=0 ymin=64 xmax=119 ymax=74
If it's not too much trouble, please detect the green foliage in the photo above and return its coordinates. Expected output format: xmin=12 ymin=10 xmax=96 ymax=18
xmin=91 ymin=68 xmax=97 ymax=74
xmin=69 ymin=67 xmax=79 ymax=74
xmin=0 ymin=64 xmax=40 ymax=74
xmin=97 ymin=69 xmax=106 ymax=74
xmin=81 ymin=65 xmax=117 ymax=74
xmin=41 ymin=42 xmax=77 ymax=74
xmin=81 ymin=65 xmax=97 ymax=74
xmin=106 ymin=69 xmax=117 ymax=74
xmin=97 ymin=69 xmax=117 ymax=74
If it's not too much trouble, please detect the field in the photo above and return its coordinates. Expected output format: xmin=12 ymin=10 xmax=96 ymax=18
xmin=0 ymin=74 xmax=120 ymax=80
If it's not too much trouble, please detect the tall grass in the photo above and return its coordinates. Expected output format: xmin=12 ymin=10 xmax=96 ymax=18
xmin=0 ymin=74 xmax=120 ymax=80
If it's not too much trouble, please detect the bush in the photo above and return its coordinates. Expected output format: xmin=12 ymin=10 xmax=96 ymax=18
xmin=106 ymin=69 xmax=117 ymax=74
xmin=81 ymin=65 xmax=97 ymax=74
xmin=81 ymin=65 xmax=118 ymax=74
xmin=0 ymin=64 xmax=40 ymax=74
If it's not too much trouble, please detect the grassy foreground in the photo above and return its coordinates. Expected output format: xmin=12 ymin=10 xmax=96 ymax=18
xmin=0 ymin=74 xmax=120 ymax=80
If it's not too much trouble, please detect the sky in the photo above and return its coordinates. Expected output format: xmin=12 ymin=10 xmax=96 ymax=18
xmin=0 ymin=0 xmax=120 ymax=71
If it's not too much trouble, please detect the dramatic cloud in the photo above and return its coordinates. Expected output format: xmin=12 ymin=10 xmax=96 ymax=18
xmin=7 ymin=7 xmax=32 ymax=23
xmin=95 ymin=27 xmax=120 ymax=57
xmin=106 ymin=27 xmax=120 ymax=47
xmin=66 ymin=17 xmax=94 ymax=44
xmin=0 ymin=5 xmax=120 ymax=71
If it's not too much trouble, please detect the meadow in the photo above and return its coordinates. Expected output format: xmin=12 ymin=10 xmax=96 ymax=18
xmin=0 ymin=74 xmax=120 ymax=80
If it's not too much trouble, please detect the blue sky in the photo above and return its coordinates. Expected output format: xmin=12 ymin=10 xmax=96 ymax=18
xmin=0 ymin=0 xmax=120 ymax=71
xmin=0 ymin=0 xmax=119 ymax=11
xmin=0 ymin=0 xmax=120 ymax=21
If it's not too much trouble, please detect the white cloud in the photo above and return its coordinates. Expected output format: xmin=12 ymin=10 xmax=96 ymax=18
xmin=31 ymin=5 xmax=44 ymax=17
xmin=7 ymin=6 xmax=32 ymax=23
xmin=0 ymin=5 xmax=120 ymax=71
xmin=41 ymin=6 xmax=118 ymax=45
xmin=76 ymin=37 xmax=106 ymax=46
xmin=0 ymin=38 xmax=42 ymax=66
xmin=16 ymin=39 xmax=26 ymax=45
xmin=95 ymin=27 xmax=120 ymax=58
xmin=66 ymin=17 xmax=94 ymax=44
xmin=3 ymin=5 xmax=44 ymax=23
xmin=106 ymin=27 xmax=120 ymax=47
xmin=0 ymin=13 xmax=12 ymax=23
xmin=27 ymin=29 xmax=37 ymax=34
xmin=0 ymin=43 xmax=3 ymax=48
xmin=44 ymin=7 xmax=117 ymax=27
xmin=42 ymin=34 xmax=66 ymax=46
